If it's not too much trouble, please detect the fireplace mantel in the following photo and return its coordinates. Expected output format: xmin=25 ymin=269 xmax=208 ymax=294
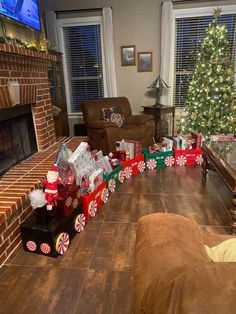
xmin=0 ymin=43 xmax=57 ymax=151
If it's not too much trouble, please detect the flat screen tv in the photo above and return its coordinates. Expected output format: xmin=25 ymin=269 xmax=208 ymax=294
xmin=0 ymin=0 xmax=41 ymax=31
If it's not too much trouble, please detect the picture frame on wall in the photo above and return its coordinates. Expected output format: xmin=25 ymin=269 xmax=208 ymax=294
xmin=138 ymin=52 xmax=153 ymax=72
xmin=121 ymin=45 xmax=136 ymax=66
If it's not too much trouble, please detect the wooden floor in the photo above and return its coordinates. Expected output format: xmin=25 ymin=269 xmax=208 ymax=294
xmin=0 ymin=166 xmax=233 ymax=314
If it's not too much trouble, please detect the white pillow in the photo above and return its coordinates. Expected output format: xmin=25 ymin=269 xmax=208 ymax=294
xmin=205 ymin=238 xmax=236 ymax=262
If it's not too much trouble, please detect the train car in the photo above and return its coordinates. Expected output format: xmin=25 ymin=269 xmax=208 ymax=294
xmin=119 ymin=154 xmax=145 ymax=179
xmin=81 ymin=179 xmax=109 ymax=219
xmin=103 ymin=164 xmax=124 ymax=193
xmin=20 ymin=185 xmax=86 ymax=257
xmin=142 ymin=147 xmax=175 ymax=170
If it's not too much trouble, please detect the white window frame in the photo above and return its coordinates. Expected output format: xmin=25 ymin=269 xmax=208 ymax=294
xmin=171 ymin=4 xmax=236 ymax=109
xmin=58 ymin=16 xmax=108 ymax=116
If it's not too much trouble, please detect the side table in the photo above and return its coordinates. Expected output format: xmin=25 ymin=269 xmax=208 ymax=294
xmin=142 ymin=105 xmax=175 ymax=141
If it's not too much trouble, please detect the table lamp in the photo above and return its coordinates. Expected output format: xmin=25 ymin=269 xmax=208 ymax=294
xmin=148 ymin=76 xmax=170 ymax=107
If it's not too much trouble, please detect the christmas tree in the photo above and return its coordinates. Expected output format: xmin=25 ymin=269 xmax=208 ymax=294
xmin=181 ymin=9 xmax=236 ymax=137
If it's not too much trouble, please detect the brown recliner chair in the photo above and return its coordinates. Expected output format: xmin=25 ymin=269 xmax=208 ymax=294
xmin=81 ymin=97 xmax=155 ymax=154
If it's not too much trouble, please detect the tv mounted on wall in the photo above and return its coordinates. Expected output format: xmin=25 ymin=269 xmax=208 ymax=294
xmin=0 ymin=0 xmax=41 ymax=31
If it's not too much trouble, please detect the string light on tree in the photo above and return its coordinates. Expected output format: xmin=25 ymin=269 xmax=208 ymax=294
xmin=181 ymin=8 xmax=236 ymax=137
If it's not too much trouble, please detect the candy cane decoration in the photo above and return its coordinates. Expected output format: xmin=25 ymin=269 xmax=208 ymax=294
xmin=176 ymin=155 xmax=187 ymax=166
xmin=26 ymin=240 xmax=37 ymax=252
xmin=147 ymin=159 xmax=157 ymax=170
xmin=137 ymin=161 xmax=145 ymax=173
xmin=102 ymin=188 xmax=109 ymax=203
xmin=88 ymin=200 xmax=97 ymax=217
xmin=74 ymin=214 xmax=86 ymax=232
xmin=55 ymin=233 xmax=70 ymax=255
xmin=124 ymin=166 xmax=132 ymax=179
xmin=165 ymin=156 xmax=175 ymax=167
xmin=118 ymin=171 xmax=124 ymax=183
xmin=196 ymin=155 xmax=203 ymax=165
xmin=108 ymin=179 xmax=116 ymax=192
xmin=40 ymin=243 xmax=51 ymax=255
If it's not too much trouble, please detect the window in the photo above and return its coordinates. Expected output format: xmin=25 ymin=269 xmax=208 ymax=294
xmin=59 ymin=17 xmax=104 ymax=114
xmin=173 ymin=10 xmax=236 ymax=107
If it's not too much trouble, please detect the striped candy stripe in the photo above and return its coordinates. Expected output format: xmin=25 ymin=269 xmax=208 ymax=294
xmin=75 ymin=214 xmax=86 ymax=232
xmin=56 ymin=233 xmax=70 ymax=255
xmin=176 ymin=155 xmax=187 ymax=166
xmin=26 ymin=240 xmax=37 ymax=252
xmin=108 ymin=179 xmax=116 ymax=192
xmin=124 ymin=167 xmax=132 ymax=179
xmin=147 ymin=159 xmax=157 ymax=170
xmin=102 ymin=188 xmax=109 ymax=203
xmin=165 ymin=156 xmax=175 ymax=167
xmin=118 ymin=171 xmax=125 ymax=183
xmin=196 ymin=155 xmax=203 ymax=165
xmin=137 ymin=161 xmax=145 ymax=172
xmin=88 ymin=200 xmax=98 ymax=217
xmin=40 ymin=243 xmax=51 ymax=254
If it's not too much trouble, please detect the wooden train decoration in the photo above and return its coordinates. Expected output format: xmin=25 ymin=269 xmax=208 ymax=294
xmin=20 ymin=145 xmax=203 ymax=258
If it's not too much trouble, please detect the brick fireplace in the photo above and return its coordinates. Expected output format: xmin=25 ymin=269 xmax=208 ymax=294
xmin=0 ymin=44 xmax=87 ymax=266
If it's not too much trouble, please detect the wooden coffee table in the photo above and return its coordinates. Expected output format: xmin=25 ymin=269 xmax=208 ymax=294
xmin=202 ymin=141 xmax=236 ymax=234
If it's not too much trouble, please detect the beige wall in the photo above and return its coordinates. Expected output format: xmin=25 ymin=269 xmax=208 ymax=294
xmin=39 ymin=0 xmax=163 ymax=115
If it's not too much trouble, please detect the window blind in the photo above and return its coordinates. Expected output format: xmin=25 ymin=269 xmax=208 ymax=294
xmin=63 ymin=24 xmax=104 ymax=113
xmin=174 ymin=14 xmax=236 ymax=107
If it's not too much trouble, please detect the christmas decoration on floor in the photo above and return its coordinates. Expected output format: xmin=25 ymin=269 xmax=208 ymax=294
xmin=181 ymin=8 xmax=236 ymax=138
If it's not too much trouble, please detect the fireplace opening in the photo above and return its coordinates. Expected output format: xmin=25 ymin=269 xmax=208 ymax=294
xmin=0 ymin=104 xmax=37 ymax=176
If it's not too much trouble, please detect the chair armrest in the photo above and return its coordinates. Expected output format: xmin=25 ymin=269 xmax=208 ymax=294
xmin=88 ymin=120 xmax=117 ymax=129
xmin=126 ymin=114 xmax=153 ymax=125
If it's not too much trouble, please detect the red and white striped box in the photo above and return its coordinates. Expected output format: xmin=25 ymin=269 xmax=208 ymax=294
xmin=124 ymin=140 xmax=142 ymax=156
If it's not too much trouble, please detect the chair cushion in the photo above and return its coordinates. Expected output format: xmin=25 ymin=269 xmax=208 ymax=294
xmin=102 ymin=106 xmax=125 ymax=127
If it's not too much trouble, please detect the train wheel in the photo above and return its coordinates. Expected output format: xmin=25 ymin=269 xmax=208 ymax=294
xmin=40 ymin=243 xmax=51 ymax=255
xmin=137 ymin=161 xmax=145 ymax=173
xmin=26 ymin=240 xmax=37 ymax=252
xmin=118 ymin=170 xmax=124 ymax=183
xmin=147 ymin=159 xmax=157 ymax=170
xmin=55 ymin=232 xmax=70 ymax=255
xmin=74 ymin=213 xmax=86 ymax=232
xmin=88 ymin=200 xmax=97 ymax=217
xmin=101 ymin=188 xmax=109 ymax=203
xmin=124 ymin=166 xmax=132 ymax=179
xmin=108 ymin=179 xmax=116 ymax=193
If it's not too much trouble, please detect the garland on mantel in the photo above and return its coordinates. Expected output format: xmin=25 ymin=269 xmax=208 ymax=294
xmin=0 ymin=35 xmax=48 ymax=53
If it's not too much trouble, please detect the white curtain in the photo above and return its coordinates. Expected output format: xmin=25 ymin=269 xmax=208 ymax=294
xmin=102 ymin=7 xmax=118 ymax=97
xmin=45 ymin=11 xmax=61 ymax=52
xmin=160 ymin=0 xmax=174 ymax=105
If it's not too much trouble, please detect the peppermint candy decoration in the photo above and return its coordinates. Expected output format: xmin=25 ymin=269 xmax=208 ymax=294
xmin=40 ymin=243 xmax=51 ymax=255
xmin=108 ymin=179 xmax=116 ymax=193
xmin=26 ymin=240 xmax=37 ymax=252
xmin=102 ymin=188 xmax=109 ymax=203
xmin=176 ymin=155 xmax=187 ymax=166
xmin=147 ymin=159 xmax=157 ymax=170
xmin=137 ymin=161 xmax=145 ymax=173
xmin=165 ymin=156 xmax=175 ymax=167
xmin=55 ymin=233 xmax=70 ymax=255
xmin=72 ymin=198 xmax=79 ymax=209
xmin=118 ymin=171 xmax=124 ymax=183
xmin=74 ymin=214 xmax=86 ymax=232
xmin=88 ymin=200 xmax=97 ymax=217
xmin=196 ymin=155 xmax=203 ymax=165
xmin=65 ymin=196 xmax=72 ymax=207
xmin=124 ymin=167 xmax=132 ymax=179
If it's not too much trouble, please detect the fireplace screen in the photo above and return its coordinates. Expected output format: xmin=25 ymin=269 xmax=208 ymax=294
xmin=0 ymin=105 xmax=37 ymax=176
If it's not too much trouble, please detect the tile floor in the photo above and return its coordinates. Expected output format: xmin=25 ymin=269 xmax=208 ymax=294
xmin=0 ymin=166 xmax=233 ymax=314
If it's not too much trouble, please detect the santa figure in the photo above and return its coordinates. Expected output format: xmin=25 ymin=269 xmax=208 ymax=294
xmin=42 ymin=164 xmax=60 ymax=210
